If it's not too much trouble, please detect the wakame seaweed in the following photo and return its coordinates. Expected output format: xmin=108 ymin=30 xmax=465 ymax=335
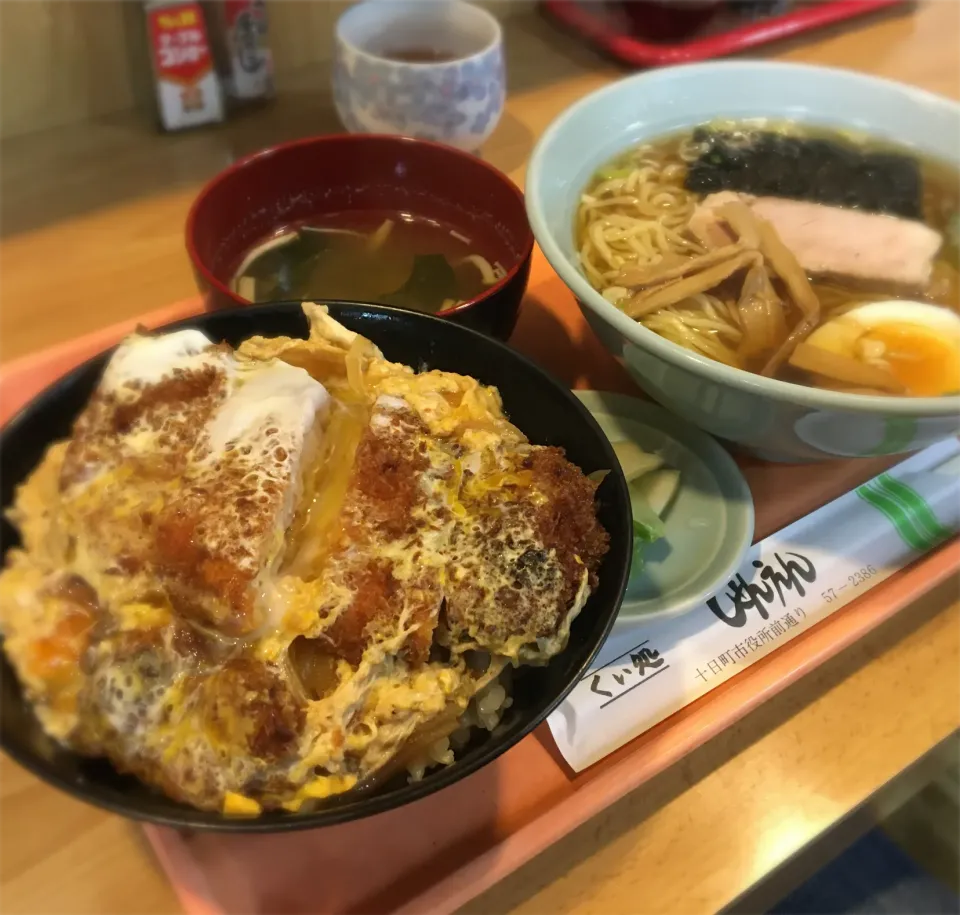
xmin=684 ymin=129 xmax=923 ymax=220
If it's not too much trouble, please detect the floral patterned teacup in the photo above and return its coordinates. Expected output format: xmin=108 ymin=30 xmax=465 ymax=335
xmin=333 ymin=1 xmax=505 ymax=152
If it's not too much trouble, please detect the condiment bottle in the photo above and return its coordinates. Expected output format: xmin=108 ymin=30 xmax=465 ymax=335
xmin=144 ymin=0 xmax=225 ymax=131
xmin=205 ymin=0 xmax=274 ymax=107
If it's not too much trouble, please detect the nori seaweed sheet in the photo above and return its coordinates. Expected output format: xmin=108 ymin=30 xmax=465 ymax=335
xmin=684 ymin=129 xmax=923 ymax=220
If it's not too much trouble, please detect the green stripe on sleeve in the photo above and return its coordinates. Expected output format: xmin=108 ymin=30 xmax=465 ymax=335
xmin=875 ymin=472 xmax=953 ymax=547
xmin=856 ymin=481 xmax=931 ymax=552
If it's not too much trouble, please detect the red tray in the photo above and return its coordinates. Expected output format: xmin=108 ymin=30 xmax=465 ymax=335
xmin=2 ymin=250 xmax=956 ymax=915
xmin=541 ymin=0 xmax=907 ymax=67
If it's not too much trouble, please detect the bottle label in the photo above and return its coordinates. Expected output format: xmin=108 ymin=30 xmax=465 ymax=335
xmin=147 ymin=2 xmax=224 ymax=130
xmin=223 ymin=0 xmax=273 ymax=100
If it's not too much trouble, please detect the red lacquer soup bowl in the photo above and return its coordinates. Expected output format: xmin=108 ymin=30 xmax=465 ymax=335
xmin=185 ymin=134 xmax=534 ymax=340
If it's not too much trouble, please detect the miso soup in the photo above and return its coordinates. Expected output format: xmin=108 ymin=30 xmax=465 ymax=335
xmin=232 ymin=210 xmax=506 ymax=314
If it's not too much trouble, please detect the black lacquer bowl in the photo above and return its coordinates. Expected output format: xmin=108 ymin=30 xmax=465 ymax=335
xmin=0 ymin=301 xmax=631 ymax=832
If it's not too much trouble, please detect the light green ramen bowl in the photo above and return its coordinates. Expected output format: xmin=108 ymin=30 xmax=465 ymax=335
xmin=526 ymin=62 xmax=960 ymax=462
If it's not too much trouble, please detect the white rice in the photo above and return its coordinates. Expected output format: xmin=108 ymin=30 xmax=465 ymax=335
xmin=406 ymin=671 xmax=512 ymax=782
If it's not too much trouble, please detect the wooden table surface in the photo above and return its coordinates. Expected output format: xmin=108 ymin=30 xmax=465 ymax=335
xmin=1 ymin=4 xmax=959 ymax=914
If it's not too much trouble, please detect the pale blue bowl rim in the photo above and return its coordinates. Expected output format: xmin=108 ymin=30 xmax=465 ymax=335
xmin=526 ymin=60 xmax=960 ymax=418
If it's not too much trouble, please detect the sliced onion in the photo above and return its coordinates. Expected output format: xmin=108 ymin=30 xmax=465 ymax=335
xmin=235 ymin=275 xmax=257 ymax=302
xmin=761 ymin=317 xmax=816 ymax=377
xmin=737 ymin=264 xmax=787 ymax=358
xmin=459 ymin=254 xmax=499 ymax=286
xmin=366 ymin=218 xmax=394 ymax=253
xmin=231 ymin=230 xmax=299 ymax=291
xmin=717 ymin=201 xmax=820 ymax=323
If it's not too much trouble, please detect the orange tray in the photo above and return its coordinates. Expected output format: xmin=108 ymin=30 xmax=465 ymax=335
xmin=2 ymin=251 xmax=958 ymax=915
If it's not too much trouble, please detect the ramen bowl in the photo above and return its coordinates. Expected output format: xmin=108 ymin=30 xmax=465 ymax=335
xmin=186 ymin=134 xmax=533 ymax=341
xmin=526 ymin=62 xmax=960 ymax=462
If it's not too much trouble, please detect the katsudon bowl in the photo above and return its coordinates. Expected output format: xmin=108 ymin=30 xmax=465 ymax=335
xmin=0 ymin=301 xmax=631 ymax=832
xmin=527 ymin=62 xmax=960 ymax=462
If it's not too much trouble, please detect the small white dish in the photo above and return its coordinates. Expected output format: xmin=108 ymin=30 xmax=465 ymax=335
xmin=576 ymin=391 xmax=755 ymax=627
xmin=333 ymin=0 xmax=505 ymax=152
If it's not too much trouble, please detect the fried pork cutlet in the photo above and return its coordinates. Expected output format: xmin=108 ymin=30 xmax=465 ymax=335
xmin=441 ymin=446 xmax=609 ymax=663
xmin=55 ymin=329 xmax=330 ymax=638
xmin=0 ymin=303 xmax=609 ymax=814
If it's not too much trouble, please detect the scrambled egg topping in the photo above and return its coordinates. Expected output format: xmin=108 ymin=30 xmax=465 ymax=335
xmin=0 ymin=304 xmax=608 ymax=814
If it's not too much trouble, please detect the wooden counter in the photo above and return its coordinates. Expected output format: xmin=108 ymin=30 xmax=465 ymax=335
xmin=1 ymin=3 xmax=958 ymax=913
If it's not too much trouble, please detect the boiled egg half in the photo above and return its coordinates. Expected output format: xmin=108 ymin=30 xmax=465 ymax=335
xmin=805 ymin=301 xmax=960 ymax=397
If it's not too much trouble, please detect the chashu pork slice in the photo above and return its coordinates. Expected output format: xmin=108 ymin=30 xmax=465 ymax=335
xmin=690 ymin=191 xmax=943 ymax=291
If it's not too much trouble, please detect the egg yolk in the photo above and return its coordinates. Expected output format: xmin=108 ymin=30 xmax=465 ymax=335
xmin=862 ymin=323 xmax=960 ymax=397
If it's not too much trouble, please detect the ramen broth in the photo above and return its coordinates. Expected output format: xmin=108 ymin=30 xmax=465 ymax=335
xmin=232 ymin=210 xmax=505 ymax=313
xmin=577 ymin=122 xmax=960 ymax=396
